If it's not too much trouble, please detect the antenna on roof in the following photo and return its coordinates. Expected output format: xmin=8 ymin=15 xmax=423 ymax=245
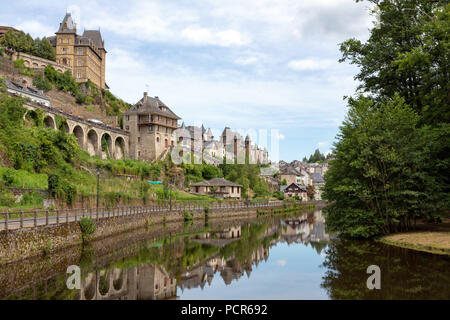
xmin=145 ymin=83 xmax=149 ymax=93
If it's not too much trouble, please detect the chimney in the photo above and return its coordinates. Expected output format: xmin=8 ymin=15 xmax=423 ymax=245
xmin=143 ymin=92 xmax=148 ymax=102
xmin=22 ymin=80 xmax=28 ymax=88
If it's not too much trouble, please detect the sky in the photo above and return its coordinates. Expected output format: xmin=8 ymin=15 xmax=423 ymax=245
xmin=0 ymin=0 xmax=374 ymax=162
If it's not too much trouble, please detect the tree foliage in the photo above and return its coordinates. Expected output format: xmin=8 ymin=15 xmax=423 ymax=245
xmin=324 ymin=95 xmax=449 ymax=238
xmin=340 ymin=0 xmax=449 ymax=125
xmin=0 ymin=30 xmax=56 ymax=61
xmin=324 ymin=0 xmax=450 ymax=238
xmin=303 ymin=149 xmax=327 ymax=163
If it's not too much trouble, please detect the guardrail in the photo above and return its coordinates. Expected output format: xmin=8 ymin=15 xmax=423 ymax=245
xmin=0 ymin=200 xmax=314 ymax=232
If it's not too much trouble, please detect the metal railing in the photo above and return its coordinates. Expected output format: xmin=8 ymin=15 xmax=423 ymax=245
xmin=0 ymin=200 xmax=311 ymax=232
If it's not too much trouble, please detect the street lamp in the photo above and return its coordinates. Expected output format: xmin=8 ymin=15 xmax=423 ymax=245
xmin=96 ymin=167 xmax=100 ymax=216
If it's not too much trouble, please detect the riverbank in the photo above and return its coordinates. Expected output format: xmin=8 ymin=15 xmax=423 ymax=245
xmin=0 ymin=202 xmax=317 ymax=264
xmin=378 ymin=219 xmax=450 ymax=256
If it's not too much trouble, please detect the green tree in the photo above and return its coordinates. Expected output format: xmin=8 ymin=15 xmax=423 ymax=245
xmin=0 ymin=30 xmax=56 ymax=61
xmin=340 ymin=0 xmax=449 ymax=125
xmin=323 ymin=95 xmax=449 ymax=238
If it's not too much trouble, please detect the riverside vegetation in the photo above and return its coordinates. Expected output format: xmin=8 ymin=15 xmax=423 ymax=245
xmin=323 ymin=0 xmax=449 ymax=239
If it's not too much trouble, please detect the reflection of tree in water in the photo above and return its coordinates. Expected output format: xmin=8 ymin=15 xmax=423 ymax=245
xmin=308 ymin=241 xmax=328 ymax=255
xmin=321 ymin=239 xmax=450 ymax=299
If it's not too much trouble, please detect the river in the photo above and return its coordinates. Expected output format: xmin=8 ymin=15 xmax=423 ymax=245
xmin=1 ymin=210 xmax=449 ymax=300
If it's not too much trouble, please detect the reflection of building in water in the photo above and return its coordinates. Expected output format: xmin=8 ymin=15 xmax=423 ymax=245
xmin=79 ymin=264 xmax=177 ymax=300
xmin=191 ymin=226 xmax=242 ymax=247
xmin=280 ymin=211 xmax=329 ymax=244
xmin=214 ymin=226 xmax=241 ymax=239
xmin=179 ymin=242 xmax=270 ymax=289
xmin=310 ymin=211 xmax=330 ymax=242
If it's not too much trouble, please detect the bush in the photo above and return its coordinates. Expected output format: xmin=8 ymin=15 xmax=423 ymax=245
xmin=2 ymin=169 xmax=15 ymax=186
xmin=32 ymin=73 xmax=52 ymax=92
xmin=273 ymin=191 xmax=284 ymax=200
xmin=48 ymin=174 xmax=59 ymax=198
xmin=184 ymin=210 xmax=193 ymax=221
xmin=79 ymin=217 xmax=96 ymax=243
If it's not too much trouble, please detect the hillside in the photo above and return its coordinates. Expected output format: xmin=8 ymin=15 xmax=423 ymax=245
xmin=0 ymin=54 xmax=130 ymax=128
xmin=0 ymin=50 xmax=272 ymax=210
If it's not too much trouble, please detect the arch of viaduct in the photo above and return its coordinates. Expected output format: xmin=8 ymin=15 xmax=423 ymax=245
xmin=23 ymin=102 xmax=129 ymax=160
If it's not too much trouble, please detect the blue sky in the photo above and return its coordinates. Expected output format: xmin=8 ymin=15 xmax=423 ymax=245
xmin=0 ymin=0 xmax=374 ymax=161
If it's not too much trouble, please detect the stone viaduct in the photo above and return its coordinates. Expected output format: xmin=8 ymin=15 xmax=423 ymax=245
xmin=24 ymin=102 xmax=129 ymax=160
xmin=7 ymin=50 xmax=71 ymax=73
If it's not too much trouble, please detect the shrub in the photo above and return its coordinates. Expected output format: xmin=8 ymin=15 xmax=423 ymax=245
xmin=2 ymin=169 xmax=15 ymax=186
xmin=273 ymin=191 xmax=284 ymax=200
xmin=32 ymin=73 xmax=52 ymax=92
xmin=48 ymin=174 xmax=59 ymax=198
xmin=184 ymin=210 xmax=193 ymax=221
xmin=79 ymin=217 xmax=96 ymax=243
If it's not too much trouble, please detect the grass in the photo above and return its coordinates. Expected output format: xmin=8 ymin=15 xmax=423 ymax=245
xmin=378 ymin=219 xmax=450 ymax=256
xmin=0 ymin=166 xmax=48 ymax=189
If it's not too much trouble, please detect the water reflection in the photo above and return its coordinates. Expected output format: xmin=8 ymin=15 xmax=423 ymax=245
xmin=2 ymin=210 xmax=449 ymax=300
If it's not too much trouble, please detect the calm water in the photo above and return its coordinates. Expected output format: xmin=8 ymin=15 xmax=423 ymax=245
xmin=1 ymin=210 xmax=449 ymax=300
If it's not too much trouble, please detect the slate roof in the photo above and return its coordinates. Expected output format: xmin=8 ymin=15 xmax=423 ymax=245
xmin=311 ymin=172 xmax=325 ymax=183
xmin=284 ymin=183 xmax=307 ymax=192
xmin=280 ymin=166 xmax=301 ymax=176
xmin=125 ymin=94 xmax=181 ymax=119
xmin=3 ymin=80 xmax=50 ymax=101
xmin=57 ymin=13 xmax=76 ymax=33
xmin=82 ymin=30 xmax=104 ymax=49
xmin=190 ymin=178 xmax=242 ymax=187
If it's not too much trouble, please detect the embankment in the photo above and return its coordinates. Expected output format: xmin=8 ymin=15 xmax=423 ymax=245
xmin=0 ymin=202 xmax=316 ymax=265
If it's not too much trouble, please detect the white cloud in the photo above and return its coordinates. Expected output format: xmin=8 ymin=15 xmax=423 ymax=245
xmin=276 ymin=259 xmax=287 ymax=267
xmin=317 ymin=141 xmax=329 ymax=148
xmin=14 ymin=20 xmax=54 ymax=38
xmin=288 ymin=58 xmax=336 ymax=71
xmin=181 ymin=27 xmax=248 ymax=47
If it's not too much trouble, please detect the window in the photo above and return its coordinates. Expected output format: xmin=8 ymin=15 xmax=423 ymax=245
xmin=77 ymin=72 xmax=82 ymax=79
xmin=126 ymin=115 xmax=129 ymax=121
xmin=78 ymin=48 xmax=83 ymax=55
xmin=77 ymin=59 xmax=82 ymax=66
xmin=137 ymin=137 xmax=141 ymax=143
xmin=62 ymin=48 xmax=67 ymax=54
xmin=138 ymin=151 xmax=141 ymax=157
xmin=149 ymin=125 xmax=153 ymax=131
xmin=125 ymin=126 xmax=129 ymax=131
xmin=156 ymin=137 xmax=160 ymax=142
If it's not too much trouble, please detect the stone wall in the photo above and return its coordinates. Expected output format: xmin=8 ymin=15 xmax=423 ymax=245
xmin=0 ymin=202 xmax=316 ymax=265
xmin=0 ymin=215 xmax=265 ymax=299
xmin=0 ymin=205 xmax=268 ymax=264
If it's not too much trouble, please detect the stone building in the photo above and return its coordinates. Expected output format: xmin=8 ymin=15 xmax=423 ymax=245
xmin=47 ymin=13 xmax=107 ymax=89
xmin=0 ymin=26 xmax=20 ymax=38
xmin=190 ymin=178 xmax=242 ymax=199
xmin=283 ymin=182 xmax=308 ymax=202
xmin=3 ymin=79 xmax=50 ymax=106
xmin=124 ymin=92 xmax=180 ymax=161
xmin=175 ymin=124 xmax=268 ymax=166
